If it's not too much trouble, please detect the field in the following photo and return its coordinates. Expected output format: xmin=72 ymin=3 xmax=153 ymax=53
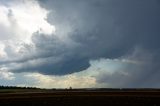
xmin=0 ymin=88 xmax=160 ymax=106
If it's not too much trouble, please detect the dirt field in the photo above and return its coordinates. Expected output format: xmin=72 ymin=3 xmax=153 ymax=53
xmin=0 ymin=89 xmax=160 ymax=106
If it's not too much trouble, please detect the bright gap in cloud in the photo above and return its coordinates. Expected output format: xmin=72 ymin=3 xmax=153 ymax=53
xmin=0 ymin=0 xmax=56 ymax=61
xmin=0 ymin=0 xmax=55 ymax=44
xmin=0 ymin=67 xmax=15 ymax=80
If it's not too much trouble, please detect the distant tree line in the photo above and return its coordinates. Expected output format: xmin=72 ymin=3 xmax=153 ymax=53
xmin=0 ymin=85 xmax=38 ymax=89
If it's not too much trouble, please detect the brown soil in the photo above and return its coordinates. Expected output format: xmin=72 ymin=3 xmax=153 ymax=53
xmin=0 ymin=90 xmax=160 ymax=106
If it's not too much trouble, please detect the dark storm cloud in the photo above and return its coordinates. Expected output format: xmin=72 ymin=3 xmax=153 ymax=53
xmin=39 ymin=0 xmax=160 ymax=53
xmin=2 ymin=0 xmax=160 ymax=77
xmin=9 ymin=32 xmax=90 ymax=75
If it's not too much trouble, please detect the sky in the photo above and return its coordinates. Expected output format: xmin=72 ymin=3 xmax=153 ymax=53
xmin=0 ymin=0 xmax=160 ymax=88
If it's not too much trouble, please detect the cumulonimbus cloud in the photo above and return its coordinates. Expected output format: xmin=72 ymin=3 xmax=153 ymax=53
xmin=0 ymin=0 xmax=160 ymax=82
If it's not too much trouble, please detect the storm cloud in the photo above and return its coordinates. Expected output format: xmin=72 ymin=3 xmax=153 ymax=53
xmin=0 ymin=0 xmax=160 ymax=87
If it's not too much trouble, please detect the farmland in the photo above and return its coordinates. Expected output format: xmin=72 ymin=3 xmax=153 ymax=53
xmin=0 ymin=88 xmax=160 ymax=105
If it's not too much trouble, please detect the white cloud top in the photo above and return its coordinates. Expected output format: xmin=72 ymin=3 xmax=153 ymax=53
xmin=0 ymin=0 xmax=55 ymax=59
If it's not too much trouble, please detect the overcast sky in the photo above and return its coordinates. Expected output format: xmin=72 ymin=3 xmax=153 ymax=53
xmin=0 ymin=0 xmax=160 ymax=88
